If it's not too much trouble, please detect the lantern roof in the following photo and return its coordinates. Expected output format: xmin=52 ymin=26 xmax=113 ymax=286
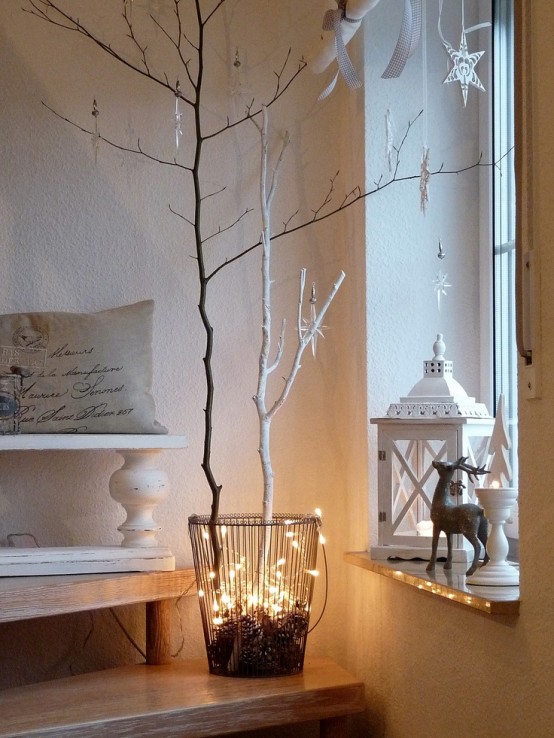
xmin=385 ymin=334 xmax=491 ymax=419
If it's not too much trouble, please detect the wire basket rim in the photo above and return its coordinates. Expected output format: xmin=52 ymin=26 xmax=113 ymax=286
xmin=188 ymin=512 xmax=321 ymax=527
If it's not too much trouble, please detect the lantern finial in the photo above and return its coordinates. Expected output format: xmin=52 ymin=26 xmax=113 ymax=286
xmin=433 ymin=333 xmax=446 ymax=360
xmin=385 ymin=335 xmax=491 ymax=418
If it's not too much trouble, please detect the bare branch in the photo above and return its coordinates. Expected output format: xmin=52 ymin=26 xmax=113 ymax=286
xmin=207 ymin=110 xmax=492 ymax=279
xmin=200 ymin=186 xmax=227 ymax=202
xmin=42 ymin=102 xmax=193 ymax=172
xmin=267 ymin=319 xmax=286 ymax=374
xmin=150 ymin=5 xmax=198 ymax=90
xmin=203 ymin=0 xmax=227 ymax=26
xmin=26 ymin=0 xmax=195 ymax=106
xmin=122 ymin=2 xmax=151 ymax=76
xmin=203 ymin=53 xmax=306 ymax=141
xmin=168 ymin=204 xmax=194 ymax=228
xmin=203 ymin=208 xmax=254 ymax=243
xmin=311 ymin=171 xmax=339 ymax=220
xmin=282 ymin=209 xmax=299 ymax=232
xmin=267 ymin=270 xmax=345 ymax=423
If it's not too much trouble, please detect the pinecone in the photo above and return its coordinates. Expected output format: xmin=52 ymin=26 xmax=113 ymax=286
xmin=208 ymin=619 xmax=238 ymax=668
xmin=239 ymin=642 xmax=262 ymax=667
xmin=275 ymin=613 xmax=309 ymax=645
xmin=239 ymin=613 xmax=263 ymax=643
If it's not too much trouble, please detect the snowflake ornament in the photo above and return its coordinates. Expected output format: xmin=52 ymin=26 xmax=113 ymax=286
xmin=433 ymin=270 xmax=451 ymax=311
xmin=420 ymin=146 xmax=430 ymax=214
xmin=302 ymin=283 xmax=327 ymax=357
xmin=443 ymin=29 xmax=485 ymax=107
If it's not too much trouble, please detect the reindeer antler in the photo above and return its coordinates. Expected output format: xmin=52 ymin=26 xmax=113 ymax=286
xmin=454 ymin=456 xmax=490 ymax=483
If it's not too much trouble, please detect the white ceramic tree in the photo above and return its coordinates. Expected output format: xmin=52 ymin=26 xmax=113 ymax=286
xmin=487 ymin=394 xmax=512 ymax=487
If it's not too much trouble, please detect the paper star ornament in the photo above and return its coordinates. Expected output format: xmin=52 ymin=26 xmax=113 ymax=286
xmin=443 ymin=29 xmax=485 ymax=107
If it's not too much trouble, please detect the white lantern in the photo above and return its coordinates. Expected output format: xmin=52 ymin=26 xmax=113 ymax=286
xmin=370 ymin=335 xmax=493 ymax=563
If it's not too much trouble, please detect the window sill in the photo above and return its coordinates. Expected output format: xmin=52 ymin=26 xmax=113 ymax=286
xmin=344 ymin=552 xmax=520 ymax=616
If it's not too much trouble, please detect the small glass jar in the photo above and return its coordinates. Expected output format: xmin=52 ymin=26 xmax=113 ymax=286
xmin=0 ymin=374 xmax=21 ymax=434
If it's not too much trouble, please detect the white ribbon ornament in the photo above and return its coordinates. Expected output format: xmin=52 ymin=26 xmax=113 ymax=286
xmin=321 ymin=0 xmax=363 ymax=97
xmin=310 ymin=0 xmax=423 ymax=98
xmin=310 ymin=0 xmax=382 ymax=98
xmin=381 ymin=0 xmax=422 ymax=79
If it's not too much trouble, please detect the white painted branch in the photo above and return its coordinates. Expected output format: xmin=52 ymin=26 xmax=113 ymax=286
xmin=267 ymin=269 xmax=345 ymax=424
xmin=298 ymin=268 xmax=307 ymax=340
xmin=253 ymin=107 xmax=291 ymax=521
xmin=268 ymin=319 xmax=286 ymax=374
xmin=253 ymin=106 xmax=345 ymax=523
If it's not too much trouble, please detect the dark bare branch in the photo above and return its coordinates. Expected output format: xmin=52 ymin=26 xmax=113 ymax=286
xmin=169 ymin=204 xmax=194 ymax=228
xmin=203 ymin=54 xmax=306 ymax=141
xmin=122 ymin=3 xmax=151 ymax=76
xmin=42 ymin=102 xmax=193 ymax=173
xmin=149 ymin=4 xmax=198 ymax=90
xmin=203 ymin=209 xmax=254 ymax=244
xmin=282 ymin=209 xmax=300 ymax=232
xmin=200 ymin=186 xmax=227 ymax=202
xmin=203 ymin=0 xmax=227 ymax=26
xmin=311 ymin=171 xmax=339 ymax=221
xmin=207 ymin=151 xmax=490 ymax=281
xmin=26 ymin=0 xmax=195 ymax=107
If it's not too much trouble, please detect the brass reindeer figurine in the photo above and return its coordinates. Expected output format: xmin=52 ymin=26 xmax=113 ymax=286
xmin=426 ymin=457 xmax=489 ymax=577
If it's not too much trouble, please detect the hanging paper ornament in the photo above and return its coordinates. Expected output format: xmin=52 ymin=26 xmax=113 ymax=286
xmin=91 ymin=98 xmax=100 ymax=164
xmin=443 ymin=29 xmax=485 ymax=107
xmin=432 ymin=270 xmax=451 ymax=311
xmin=437 ymin=239 xmax=446 ymax=259
xmin=174 ymin=80 xmax=183 ymax=151
xmin=419 ymin=146 xmax=430 ymax=214
xmin=438 ymin=0 xmax=490 ymax=107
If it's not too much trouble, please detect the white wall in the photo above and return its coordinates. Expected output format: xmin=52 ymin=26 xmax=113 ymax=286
xmin=5 ymin=4 xmax=554 ymax=738
xmin=0 ymin=0 xmax=362 ymax=687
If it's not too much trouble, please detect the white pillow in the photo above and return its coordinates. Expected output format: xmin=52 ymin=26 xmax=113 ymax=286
xmin=0 ymin=300 xmax=166 ymax=434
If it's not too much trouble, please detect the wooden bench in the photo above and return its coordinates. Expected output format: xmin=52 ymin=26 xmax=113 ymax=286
xmin=0 ymin=657 xmax=364 ymax=737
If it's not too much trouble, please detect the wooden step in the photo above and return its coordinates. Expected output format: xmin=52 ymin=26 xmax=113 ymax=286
xmin=0 ymin=658 xmax=365 ymax=737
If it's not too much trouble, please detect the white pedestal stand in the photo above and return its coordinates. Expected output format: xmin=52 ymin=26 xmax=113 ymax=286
xmin=0 ymin=434 xmax=188 ymax=576
xmin=466 ymin=487 xmax=519 ymax=586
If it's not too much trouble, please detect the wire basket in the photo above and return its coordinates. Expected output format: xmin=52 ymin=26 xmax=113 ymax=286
xmin=189 ymin=513 xmax=321 ymax=678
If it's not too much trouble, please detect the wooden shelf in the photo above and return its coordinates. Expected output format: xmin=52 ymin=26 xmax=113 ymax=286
xmin=345 ymin=551 xmax=520 ymax=616
xmin=0 ymin=569 xmax=196 ymax=623
xmin=0 ymin=657 xmax=364 ymax=738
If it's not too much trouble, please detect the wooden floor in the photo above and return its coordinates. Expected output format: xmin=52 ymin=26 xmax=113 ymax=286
xmin=0 ymin=657 xmax=365 ymax=737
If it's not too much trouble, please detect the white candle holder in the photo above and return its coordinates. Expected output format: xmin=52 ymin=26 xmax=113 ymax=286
xmin=466 ymin=487 xmax=519 ymax=586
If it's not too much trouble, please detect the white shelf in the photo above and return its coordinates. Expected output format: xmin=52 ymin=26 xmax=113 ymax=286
xmin=0 ymin=545 xmax=175 ymax=576
xmin=0 ymin=433 xmax=188 ymax=451
xmin=0 ymin=434 xmax=189 ymax=576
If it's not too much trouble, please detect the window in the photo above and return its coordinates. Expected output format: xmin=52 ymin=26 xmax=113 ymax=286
xmin=363 ymin=0 xmax=517 ymax=557
xmin=492 ymin=0 xmax=518 ymax=544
